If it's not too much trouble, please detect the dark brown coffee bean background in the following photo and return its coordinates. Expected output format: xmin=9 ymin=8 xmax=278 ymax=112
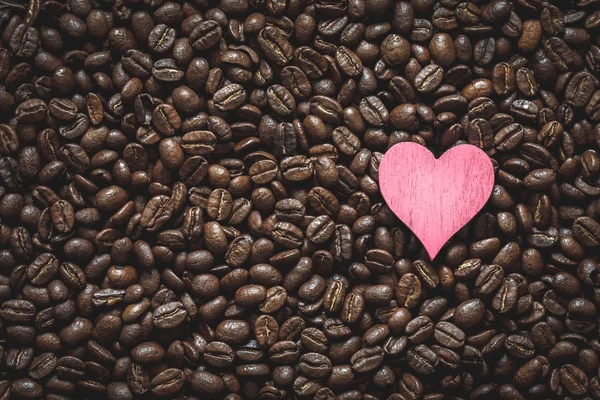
xmin=1 ymin=0 xmax=600 ymax=399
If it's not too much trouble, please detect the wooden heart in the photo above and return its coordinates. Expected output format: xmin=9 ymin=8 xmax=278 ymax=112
xmin=379 ymin=142 xmax=495 ymax=260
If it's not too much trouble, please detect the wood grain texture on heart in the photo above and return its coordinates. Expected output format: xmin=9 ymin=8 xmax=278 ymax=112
xmin=379 ymin=142 xmax=495 ymax=260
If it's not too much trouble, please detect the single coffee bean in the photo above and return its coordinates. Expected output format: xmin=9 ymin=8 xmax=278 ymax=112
xmin=414 ymin=64 xmax=444 ymax=94
xmin=573 ymin=217 xmax=600 ymax=247
xmin=396 ymin=273 xmax=421 ymax=309
xmin=153 ymin=302 xmax=188 ymax=329
xmin=267 ymin=85 xmax=296 ymax=116
xmin=189 ymin=20 xmax=222 ymax=50
xmin=213 ymin=84 xmax=247 ymax=111
xmin=407 ymin=345 xmax=438 ymax=375
xmin=151 ymin=368 xmax=184 ymax=396
xmin=433 ymin=321 xmax=466 ymax=348
xmin=505 ymin=335 xmax=535 ymax=359
xmin=560 ymin=364 xmax=589 ymax=395
xmin=350 ymin=346 xmax=384 ymax=373
xmin=299 ymin=353 xmax=332 ymax=378
xmin=204 ymin=341 xmax=235 ymax=367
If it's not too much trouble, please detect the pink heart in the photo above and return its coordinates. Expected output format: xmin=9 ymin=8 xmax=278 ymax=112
xmin=379 ymin=143 xmax=494 ymax=260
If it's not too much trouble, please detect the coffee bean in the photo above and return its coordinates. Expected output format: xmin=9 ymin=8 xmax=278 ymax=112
xmin=573 ymin=216 xmax=600 ymax=247
xmin=187 ymin=371 xmax=224 ymax=396
xmin=189 ymin=20 xmax=222 ymax=50
xmin=434 ymin=321 xmax=466 ymax=348
xmin=48 ymin=98 xmax=78 ymax=121
xmin=151 ymin=368 xmax=184 ymax=396
xmin=235 ymin=284 xmax=267 ymax=307
xmin=10 ymin=378 xmax=43 ymax=399
xmin=407 ymin=345 xmax=438 ymax=375
xmin=453 ymin=299 xmax=485 ymax=329
xmin=505 ymin=335 xmax=535 ymax=359
xmin=341 ymin=293 xmax=364 ymax=324
xmin=565 ymin=72 xmax=595 ymax=107
xmin=140 ymin=195 xmax=173 ymax=232
xmin=182 ymin=131 xmax=217 ymax=155
xmin=492 ymin=277 xmax=519 ymax=313
xmin=494 ymin=123 xmax=524 ymax=151
xmin=10 ymin=24 xmax=40 ymax=58
xmin=271 ymin=222 xmax=303 ymax=249
xmin=267 ymin=85 xmax=296 ymax=116
xmin=414 ymin=64 xmax=444 ymax=94
xmin=406 ymin=316 xmax=434 ymax=344
xmin=560 ymin=364 xmax=589 ymax=395
xmin=50 ymin=200 xmax=75 ymax=233
xmin=56 ymin=355 xmax=85 ymax=379
xmin=350 ymin=346 xmax=384 ymax=373
xmin=28 ymin=352 xmax=57 ymax=380
xmin=335 ymin=46 xmax=363 ymax=78
xmin=310 ymin=96 xmax=343 ymax=124
xmin=216 ymin=320 xmax=250 ymax=345
xmin=475 ymin=264 xmax=504 ymax=295
xmin=259 ymin=286 xmax=287 ymax=314
xmin=299 ymin=353 xmax=333 ymax=378
xmin=258 ymin=26 xmax=293 ymax=67
xmin=213 ymin=84 xmax=247 ymax=111
xmin=16 ymin=99 xmax=48 ymax=124
xmin=514 ymin=355 xmax=550 ymax=387
xmin=152 ymin=301 xmax=188 ymax=329
xmin=281 ymin=66 xmax=311 ymax=100
xmin=1 ymin=299 xmax=36 ymax=323
xmin=396 ymin=273 xmax=421 ymax=309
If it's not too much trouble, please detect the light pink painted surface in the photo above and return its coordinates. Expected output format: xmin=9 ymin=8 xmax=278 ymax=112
xmin=379 ymin=142 xmax=495 ymax=260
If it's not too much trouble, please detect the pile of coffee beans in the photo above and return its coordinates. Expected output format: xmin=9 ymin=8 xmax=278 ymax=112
xmin=1 ymin=0 xmax=600 ymax=398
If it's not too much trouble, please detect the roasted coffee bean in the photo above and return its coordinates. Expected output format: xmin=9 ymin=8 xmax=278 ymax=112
xmin=572 ymin=217 xmax=600 ymax=247
xmin=189 ymin=20 xmax=222 ymax=50
xmin=16 ymin=99 xmax=48 ymax=124
xmin=406 ymin=316 xmax=434 ymax=344
xmin=341 ymin=293 xmax=364 ymax=324
xmin=267 ymin=85 xmax=296 ymax=116
xmin=1 ymin=300 xmax=36 ymax=323
xmin=56 ymin=355 xmax=85 ymax=379
xmin=350 ymin=346 xmax=384 ymax=373
xmin=560 ymin=364 xmax=589 ymax=395
xmin=407 ymin=345 xmax=438 ymax=375
xmin=299 ymin=353 xmax=332 ymax=378
xmin=258 ymin=26 xmax=293 ymax=67
xmin=495 ymin=123 xmax=524 ymax=151
xmin=49 ymin=98 xmax=78 ymax=121
xmin=565 ymin=72 xmax=595 ymax=108
xmin=396 ymin=273 xmax=421 ymax=309
xmin=475 ymin=264 xmax=504 ymax=295
xmin=359 ymin=96 xmax=389 ymax=127
xmin=505 ymin=335 xmax=536 ymax=359
xmin=28 ymin=352 xmax=57 ymax=380
xmin=415 ymin=64 xmax=444 ymax=94
xmin=213 ymin=84 xmax=247 ymax=111
xmin=153 ymin=302 xmax=188 ymax=329
xmin=128 ymin=363 xmax=150 ymax=395
xmin=10 ymin=378 xmax=43 ymax=399
xmin=150 ymin=368 xmax=184 ymax=396
xmin=204 ymin=341 xmax=235 ymax=367
xmin=453 ymin=299 xmax=485 ymax=329
xmin=433 ymin=322 xmax=465 ymax=348
xmin=260 ymin=286 xmax=287 ymax=314
xmin=270 ymin=340 xmax=300 ymax=364
xmin=336 ymin=46 xmax=363 ymax=78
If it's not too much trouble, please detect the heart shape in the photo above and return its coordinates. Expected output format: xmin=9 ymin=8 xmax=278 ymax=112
xmin=379 ymin=143 xmax=494 ymax=260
